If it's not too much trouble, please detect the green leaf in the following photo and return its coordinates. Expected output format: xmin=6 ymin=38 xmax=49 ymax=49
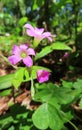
xmin=35 ymin=42 xmax=71 ymax=60
xmin=73 ymin=79 xmax=82 ymax=89
xmin=32 ymin=103 xmax=64 ymax=130
xmin=24 ymin=68 xmax=30 ymax=81
xmin=0 ymin=89 xmax=11 ymax=96
xmin=12 ymin=67 xmax=26 ymax=89
xmin=62 ymin=80 xmax=73 ymax=88
xmin=32 ymin=0 xmax=38 ymax=10
xmin=0 ymin=116 xmax=14 ymax=129
xmin=51 ymin=42 xmax=72 ymax=50
xmin=79 ymin=98 xmax=82 ymax=108
xmin=32 ymin=103 xmax=49 ymax=129
xmin=35 ymin=45 xmax=53 ymax=61
xmin=0 ymin=74 xmax=14 ymax=90
xmin=18 ymin=17 xmax=28 ymax=27
xmin=0 ymin=104 xmax=29 ymax=130
xmin=34 ymin=83 xmax=81 ymax=106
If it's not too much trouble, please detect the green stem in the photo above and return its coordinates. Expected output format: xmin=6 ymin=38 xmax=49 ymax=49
xmin=61 ymin=111 xmax=78 ymax=130
xmin=33 ymin=38 xmax=40 ymax=49
xmin=31 ymin=75 xmax=35 ymax=100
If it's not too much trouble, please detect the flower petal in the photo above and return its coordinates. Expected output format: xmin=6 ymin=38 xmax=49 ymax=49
xmin=24 ymin=24 xmax=36 ymax=37
xmin=8 ymin=55 xmax=21 ymax=65
xmin=38 ymin=75 xmax=49 ymax=83
xmin=26 ymin=29 xmax=36 ymax=37
xmin=35 ymin=27 xmax=44 ymax=34
xmin=27 ymin=48 xmax=35 ymax=56
xmin=20 ymin=44 xmax=28 ymax=50
xmin=42 ymin=32 xmax=52 ymax=42
xmin=12 ymin=45 xmax=20 ymax=55
xmin=23 ymin=56 xmax=33 ymax=67
xmin=37 ymin=70 xmax=50 ymax=83
xmin=24 ymin=23 xmax=34 ymax=31
xmin=42 ymin=32 xmax=52 ymax=37
xmin=46 ymin=36 xmax=52 ymax=42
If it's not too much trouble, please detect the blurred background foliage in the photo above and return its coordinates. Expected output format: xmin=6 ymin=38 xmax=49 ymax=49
xmin=0 ymin=0 xmax=82 ymax=36
xmin=0 ymin=0 xmax=82 ymax=68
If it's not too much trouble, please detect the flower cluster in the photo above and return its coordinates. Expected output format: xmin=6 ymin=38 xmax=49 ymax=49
xmin=8 ymin=23 xmax=52 ymax=83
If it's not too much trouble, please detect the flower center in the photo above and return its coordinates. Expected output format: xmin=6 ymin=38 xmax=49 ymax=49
xmin=20 ymin=51 xmax=27 ymax=58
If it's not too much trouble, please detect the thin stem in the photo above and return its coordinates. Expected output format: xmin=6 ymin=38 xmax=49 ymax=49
xmin=60 ymin=111 xmax=78 ymax=130
xmin=31 ymin=75 xmax=35 ymax=100
xmin=12 ymin=86 xmax=15 ymax=103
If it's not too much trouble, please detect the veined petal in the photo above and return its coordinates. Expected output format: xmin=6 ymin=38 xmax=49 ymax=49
xmin=42 ymin=32 xmax=52 ymax=37
xmin=46 ymin=36 xmax=52 ymax=42
xmin=12 ymin=45 xmax=20 ymax=55
xmin=38 ymin=75 xmax=49 ymax=83
xmin=26 ymin=29 xmax=36 ymax=37
xmin=37 ymin=70 xmax=50 ymax=83
xmin=42 ymin=32 xmax=52 ymax=42
xmin=8 ymin=55 xmax=21 ymax=65
xmin=35 ymin=27 xmax=44 ymax=34
xmin=24 ymin=23 xmax=34 ymax=31
xmin=27 ymin=48 xmax=35 ymax=56
xmin=20 ymin=44 xmax=28 ymax=50
xmin=23 ymin=56 xmax=33 ymax=67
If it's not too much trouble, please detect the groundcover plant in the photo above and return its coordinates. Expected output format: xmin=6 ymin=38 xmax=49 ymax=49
xmin=0 ymin=23 xmax=82 ymax=130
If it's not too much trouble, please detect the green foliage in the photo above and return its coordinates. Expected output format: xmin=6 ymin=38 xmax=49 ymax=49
xmin=34 ymin=83 xmax=81 ymax=106
xmin=32 ymin=82 xmax=82 ymax=130
xmin=0 ymin=66 xmax=51 ymax=91
xmin=35 ymin=42 xmax=71 ymax=60
xmin=73 ymin=79 xmax=82 ymax=89
xmin=0 ymin=104 xmax=33 ymax=130
xmin=0 ymin=74 xmax=14 ymax=90
xmin=0 ymin=79 xmax=82 ymax=130
xmin=18 ymin=17 xmax=28 ymax=27
xmin=79 ymin=98 xmax=82 ymax=108
xmin=32 ymin=103 xmax=64 ymax=130
xmin=51 ymin=42 xmax=72 ymax=51
xmin=12 ymin=67 xmax=28 ymax=89
xmin=0 ymin=89 xmax=11 ymax=97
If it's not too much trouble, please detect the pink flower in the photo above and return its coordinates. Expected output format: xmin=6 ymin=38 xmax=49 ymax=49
xmin=37 ymin=70 xmax=50 ymax=83
xmin=62 ymin=52 xmax=69 ymax=61
xmin=8 ymin=44 xmax=35 ymax=67
xmin=24 ymin=23 xmax=53 ymax=42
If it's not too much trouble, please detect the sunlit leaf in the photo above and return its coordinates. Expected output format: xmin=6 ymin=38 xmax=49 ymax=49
xmin=51 ymin=42 xmax=72 ymax=50
xmin=32 ymin=103 xmax=64 ymax=130
xmin=0 ymin=74 xmax=14 ymax=90
xmin=35 ymin=45 xmax=53 ymax=61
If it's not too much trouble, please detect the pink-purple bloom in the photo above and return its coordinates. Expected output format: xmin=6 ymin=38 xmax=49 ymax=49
xmin=24 ymin=23 xmax=54 ymax=42
xmin=37 ymin=70 xmax=50 ymax=83
xmin=62 ymin=52 xmax=69 ymax=61
xmin=8 ymin=44 xmax=35 ymax=67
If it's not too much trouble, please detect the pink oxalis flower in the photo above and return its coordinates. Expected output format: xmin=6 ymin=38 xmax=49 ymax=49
xmin=8 ymin=44 xmax=35 ymax=67
xmin=63 ymin=52 xmax=69 ymax=59
xmin=24 ymin=23 xmax=54 ymax=43
xmin=62 ymin=52 xmax=69 ymax=61
xmin=37 ymin=70 xmax=50 ymax=83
